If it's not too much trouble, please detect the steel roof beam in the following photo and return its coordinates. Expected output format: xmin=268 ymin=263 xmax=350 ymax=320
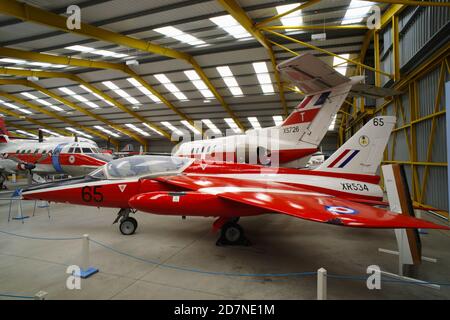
xmin=0 ymin=90 xmax=118 ymax=145
xmin=0 ymin=66 xmax=172 ymax=139
xmin=363 ymin=0 xmax=449 ymax=7
xmin=0 ymin=46 xmax=200 ymax=136
xmin=0 ymin=79 xmax=134 ymax=146
xmin=0 ymin=105 xmax=69 ymax=137
xmin=0 ymin=0 xmax=245 ymax=131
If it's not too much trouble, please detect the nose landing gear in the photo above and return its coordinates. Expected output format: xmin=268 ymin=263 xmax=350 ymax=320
xmin=114 ymin=208 xmax=138 ymax=235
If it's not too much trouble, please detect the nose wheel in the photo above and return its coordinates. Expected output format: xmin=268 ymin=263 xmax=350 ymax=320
xmin=119 ymin=217 xmax=137 ymax=235
xmin=114 ymin=208 xmax=138 ymax=235
xmin=216 ymin=221 xmax=251 ymax=246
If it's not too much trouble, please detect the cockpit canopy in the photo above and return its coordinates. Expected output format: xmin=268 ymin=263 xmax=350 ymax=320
xmin=90 ymin=155 xmax=192 ymax=179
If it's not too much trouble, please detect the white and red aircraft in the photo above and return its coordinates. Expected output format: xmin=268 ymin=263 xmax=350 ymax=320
xmin=174 ymin=53 xmax=398 ymax=167
xmin=0 ymin=120 xmax=113 ymax=185
xmin=21 ymin=116 xmax=449 ymax=245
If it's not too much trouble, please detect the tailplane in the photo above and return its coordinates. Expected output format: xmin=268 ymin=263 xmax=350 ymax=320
xmin=315 ymin=116 xmax=396 ymax=175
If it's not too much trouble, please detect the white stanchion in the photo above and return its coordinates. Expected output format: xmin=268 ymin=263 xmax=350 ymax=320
xmin=11 ymin=174 xmax=16 ymax=183
xmin=317 ymin=268 xmax=327 ymax=300
xmin=79 ymin=234 xmax=98 ymax=279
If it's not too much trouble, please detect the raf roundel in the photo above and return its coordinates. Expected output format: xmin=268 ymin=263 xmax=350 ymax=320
xmin=325 ymin=206 xmax=359 ymax=215
xmin=68 ymin=155 xmax=76 ymax=164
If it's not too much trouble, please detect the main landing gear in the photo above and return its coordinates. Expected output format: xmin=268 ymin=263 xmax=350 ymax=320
xmin=113 ymin=208 xmax=138 ymax=235
xmin=215 ymin=217 xmax=251 ymax=246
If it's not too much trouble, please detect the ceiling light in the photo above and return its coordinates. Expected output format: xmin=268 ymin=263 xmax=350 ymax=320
xmin=94 ymin=125 xmax=120 ymax=138
xmin=40 ymin=128 xmax=63 ymax=137
xmin=102 ymin=81 xmax=140 ymax=105
xmin=16 ymin=130 xmax=38 ymax=138
xmin=180 ymin=120 xmax=201 ymax=135
xmin=273 ymin=116 xmax=283 ymax=126
xmin=154 ymin=26 xmax=206 ymax=46
xmin=184 ymin=70 xmax=214 ymax=99
xmin=0 ymin=58 xmax=25 ymax=64
xmin=210 ymin=15 xmax=252 ymax=39
xmin=65 ymin=45 xmax=128 ymax=58
xmin=142 ymin=123 xmax=164 ymax=136
xmin=248 ymin=117 xmax=261 ymax=129
xmin=20 ymin=92 xmax=64 ymax=112
xmin=126 ymin=78 xmax=161 ymax=103
xmin=252 ymin=62 xmax=274 ymax=94
xmin=224 ymin=118 xmax=242 ymax=134
xmin=125 ymin=123 xmax=150 ymax=137
xmin=161 ymin=121 xmax=183 ymax=135
xmin=216 ymin=66 xmax=243 ymax=97
xmin=59 ymin=87 xmax=100 ymax=108
xmin=2 ymin=102 xmax=32 ymax=114
xmin=79 ymin=85 xmax=115 ymax=106
xmin=65 ymin=127 xmax=93 ymax=138
xmin=154 ymin=74 xmax=188 ymax=101
xmin=202 ymin=119 xmax=221 ymax=135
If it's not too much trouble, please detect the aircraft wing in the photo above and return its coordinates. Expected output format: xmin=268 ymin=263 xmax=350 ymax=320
xmin=155 ymin=175 xmax=449 ymax=230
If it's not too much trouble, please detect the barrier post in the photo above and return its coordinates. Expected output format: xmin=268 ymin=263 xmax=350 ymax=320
xmin=34 ymin=291 xmax=47 ymax=300
xmin=79 ymin=234 xmax=99 ymax=279
xmin=317 ymin=268 xmax=327 ymax=300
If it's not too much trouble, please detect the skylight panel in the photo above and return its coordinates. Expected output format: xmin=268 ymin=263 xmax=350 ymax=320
xmin=65 ymin=127 xmax=93 ymax=138
xmin=248 ymin=117 xmax=261 ymax=129
xmin=0 ymin=58 xmax=26 ymax=64
xmin=210 ymin=15 xmax=252 ymax=39
xmin=224 ymin=118 xmax=242 ymax=134
xmin=184 ymin=70 xmax=214 ymax=99
xmin=154 ymin=74 xmax=188 ymax=101
xmin=328 ymin=114 xmax=337 ymax=131
xmin=180 ymin=120 xmax=201 ymax=135
xmin=79 ymin=85 xmax=115 ymax=106
xmin=216 ymin=66 xmax=243 ymax=97
xmin=142 ymin=123 xmax=164 ymax=136
xmin=153 ymin=26 xmax=206 ymax=46
xmin=127 ymin=78 xmax=161 ymax=103
xmin=20 ymin=92 xmax=64 ymax=112
xmin=202 ymin=119 xmax=221 ymax=135
xmin=275 ymin=4 xmax=303 ymax=27
xmin=59 ymin=87 xmax=100 ymax=108
xmin=65 ymin=45 xmax=128 ymax=58
xmin=252 ymin=62 xmax=274 ymax=94
xmin=333 ymin=53 xmax=350 ymax=75
xmin=125 ymin=123 xmax=150 ymax=137
xmin=102 ymin=81 xmax=141 ymax=105
xmin=273 ymin=116 xmax=283 ymax=126
xmin=161 ymin=121 xmax=183 ymax=136
xmin=40 ymin=128 xmax=63 ymax=137
xmin=94 ymin=125 xmax=120 ymax=138
xmin=341 ymin=1 xmax=376 ymax=25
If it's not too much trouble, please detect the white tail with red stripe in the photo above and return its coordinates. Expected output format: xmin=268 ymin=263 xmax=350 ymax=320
xmin=316 ymin=116 xmax=396 ymax=175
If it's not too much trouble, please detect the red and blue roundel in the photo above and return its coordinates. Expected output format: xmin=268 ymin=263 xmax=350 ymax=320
xmin=325 ymin=206 xmax=359 ymax=215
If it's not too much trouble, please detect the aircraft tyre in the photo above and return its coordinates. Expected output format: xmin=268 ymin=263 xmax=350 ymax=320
xmin=119 ymin=217 xmax=138 ymax=235
xmin=216 ymin=222 xmax=251 ymax=246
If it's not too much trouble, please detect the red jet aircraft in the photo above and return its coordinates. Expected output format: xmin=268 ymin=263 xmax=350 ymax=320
xmin=21 ymin=116 xmax=449 ymax=245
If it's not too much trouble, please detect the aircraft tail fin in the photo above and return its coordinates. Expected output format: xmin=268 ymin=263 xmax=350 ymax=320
xmin=315 ymin=116 xmax=396 ymax=175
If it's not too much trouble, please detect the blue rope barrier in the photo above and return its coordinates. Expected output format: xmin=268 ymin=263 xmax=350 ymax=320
xmin=0 ymin=229 xmax=83 ymax=241
xmin=90 ymin=238 xmax=316 ymax=278
xmin=0 ymin=293 xmax=34 ymax=299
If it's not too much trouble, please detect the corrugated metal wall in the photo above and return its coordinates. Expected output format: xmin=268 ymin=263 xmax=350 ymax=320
xmin=376 ymin=5 xmax=449 ymax=211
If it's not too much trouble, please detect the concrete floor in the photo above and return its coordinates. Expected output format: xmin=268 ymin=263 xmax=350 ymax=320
xmin=0 ymin=197 xmax=450 ymax=300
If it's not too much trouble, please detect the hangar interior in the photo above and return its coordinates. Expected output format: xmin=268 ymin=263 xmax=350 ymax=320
xmin=0 ymin=0 xmax=449 ymax=300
